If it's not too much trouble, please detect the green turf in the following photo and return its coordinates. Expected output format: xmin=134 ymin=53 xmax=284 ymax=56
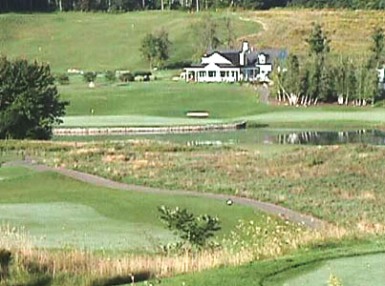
xmin=0 ymin=166 xmax=266 ymax=250
xmin=0 ymin=11 xmax=259 ymax=72
xmin=137 ymin=240 xmax=385 ymax=286
xmin=59 ymin=79 xmax=262 ymax=119
xmin=283 ymin=253 xmax=385 ymax=286
xmin=0 ymin=166 xmax=36 ymax=180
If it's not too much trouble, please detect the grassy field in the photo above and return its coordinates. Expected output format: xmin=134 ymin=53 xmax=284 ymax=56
xmin=0 ymin=11 xmax=259 ymax=72
xmin=2 ymin=9 xmax=385 ymax=71
xmin=0 ymin=165 xmax=265 ymax=250
xmin=243 ymin=9 xmax=385 ymax=58
xmin=0 ymin=153 xmax=327 ymax=285
xmin=22 ymin=140 xmax=385 ymax=230
xmin=151 ymin=240 xmax=385 ymax=286
xmin=57 ymin=76 xmax=385 ymax=127
xmin=59 ymin=77 xmax=262 ymax=118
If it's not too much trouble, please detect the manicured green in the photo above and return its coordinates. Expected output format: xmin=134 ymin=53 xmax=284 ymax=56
xmin=0 ymin=166 xmax=265 ymax=250
xmin=0 ymin=11 xmax=259 ymax=72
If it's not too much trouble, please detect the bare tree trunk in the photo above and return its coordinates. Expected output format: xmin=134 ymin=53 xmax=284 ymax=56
xmin=196 ymin=0 xmax=199 ymax=12
xmin=161 ymin=0 xmax=164 ymax=10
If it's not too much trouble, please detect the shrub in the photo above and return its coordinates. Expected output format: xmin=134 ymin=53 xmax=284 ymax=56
xmin=83 ymin=71 xmax=97 ymax=83
xmin=133 ymin=71 xmax=152 ymax=77
xmin=158 ymin=206 xmax=221 ymax=250
xmin=133 ymin=71 xmax=152 ymax=82
xmin=105 ymin=70 xmax=116 ymax=82
xmin=56 ymin=73 xmax=70 ymax=85
xmin=0 ymin=249 xmax=12 ymax=282
xmin=119 ymin=72 xmax=134 ymax=82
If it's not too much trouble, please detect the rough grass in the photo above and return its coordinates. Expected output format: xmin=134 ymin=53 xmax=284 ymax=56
xmin=0 ymin=156 xmax=334 ymax=285
xmin=243 ymin=8 xmax=385 ymax=58
xmin=24 ymin=140 xmax=385 ymax=231
xmin=0 ymin=11 xmax=259 ymax=72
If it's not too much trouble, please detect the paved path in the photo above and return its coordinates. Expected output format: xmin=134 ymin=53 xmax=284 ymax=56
xmin=5 ymin=160 xmax=326 ymax=230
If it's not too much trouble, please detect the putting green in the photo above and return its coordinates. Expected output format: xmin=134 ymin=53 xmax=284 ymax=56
xmin=283 ymin=253 xmax=385 ymax=286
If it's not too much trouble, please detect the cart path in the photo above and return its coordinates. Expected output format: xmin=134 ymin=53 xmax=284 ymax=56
xmin=6 ymin=159 xmax=327 ymax=230
xmin=237 ymin=16 xmax=268 ymax=42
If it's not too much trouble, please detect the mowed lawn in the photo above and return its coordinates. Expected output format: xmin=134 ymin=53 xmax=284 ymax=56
xmin=60 ymin=80 xmax=262 ymax=118
xmin=0 ymin=165 xmax=263 ymax=250
xmin=0 ymin=11 xmax=259 ymax=72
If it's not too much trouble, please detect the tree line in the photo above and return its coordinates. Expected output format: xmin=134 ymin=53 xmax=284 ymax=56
xmin=272 ymin=24 xmax=385 ymax=106
xmin=2 ymin=0 xmax=385 ymax=12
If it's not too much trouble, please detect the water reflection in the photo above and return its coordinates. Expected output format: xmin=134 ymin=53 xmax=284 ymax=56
xmin=184 ymin=129 xmax=385 ymax=146
xmin=56 ymin=128 xmax=385 ymax=146
xmin=264 ymin=129 xmax=385 ymax=145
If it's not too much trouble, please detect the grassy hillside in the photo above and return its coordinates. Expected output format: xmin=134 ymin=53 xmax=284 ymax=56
xmin=243 ymin=9 xmax=385 ymax=58
xmin=2 ymin=9 xmax=384 ymax=71
xmin=0 ymin=11 xmax=259 ymax=72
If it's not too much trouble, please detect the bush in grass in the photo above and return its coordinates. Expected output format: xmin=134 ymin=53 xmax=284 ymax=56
xmin=56 ymin=73 xmax=70 ymax=85
xmin=105 ymin=70 xmax=116 ymax=83
xmin=158 ymin=206 xmax=221 ymax=250
xmin=83 ymin=71 xmax=97 ymax=83
xmin=119 ymin=72 xmax=134 ymax=82
xmin=134 ymin=71 xmax=151 ymax=81
xmin=0 ymin=249 xmax=12 ymax=282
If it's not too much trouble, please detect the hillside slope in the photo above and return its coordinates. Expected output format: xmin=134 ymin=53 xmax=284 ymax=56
xmin=0 ymin=11 xmax=259 ymax=72
xmin=243 ymin=9 xmax=385 ymax=58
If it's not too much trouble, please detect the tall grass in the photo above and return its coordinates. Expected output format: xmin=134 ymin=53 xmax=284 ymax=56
xmin=0 ymin=220 xmax=348 ymax=285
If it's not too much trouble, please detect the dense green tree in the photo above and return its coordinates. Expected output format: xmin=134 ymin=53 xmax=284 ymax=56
xmin=306 ymin=23 xmax=330 ymax=59
xmin=140 ymin=29 xmax=171 ymax=69
xmin=0 ymin=57 xmax=68 ymax=139
xmin=368 ymin=26 xmax=385 ymax=69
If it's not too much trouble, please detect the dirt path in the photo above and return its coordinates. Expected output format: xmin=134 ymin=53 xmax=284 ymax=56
xmin=6 ymin=159 xmax=326 ymax=230
xmin=237 ymin=16 xmax=268 ymax=42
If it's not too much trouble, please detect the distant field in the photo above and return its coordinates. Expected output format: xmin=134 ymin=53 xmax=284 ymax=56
xmin=243 ymin=9 xmax=385 ymax=58
xmin=0 ymin=11 xmax=259 ymax=72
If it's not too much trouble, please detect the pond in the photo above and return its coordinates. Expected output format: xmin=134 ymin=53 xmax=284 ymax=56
xmin=281 ymin=253 xmax=385 ymax=286
xmin=56 ymin=128 xmax=385 ymax=146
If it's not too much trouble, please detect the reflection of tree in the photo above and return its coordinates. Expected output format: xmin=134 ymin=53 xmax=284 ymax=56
xmin=275 ymin=130 xmax=379 ymax=145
